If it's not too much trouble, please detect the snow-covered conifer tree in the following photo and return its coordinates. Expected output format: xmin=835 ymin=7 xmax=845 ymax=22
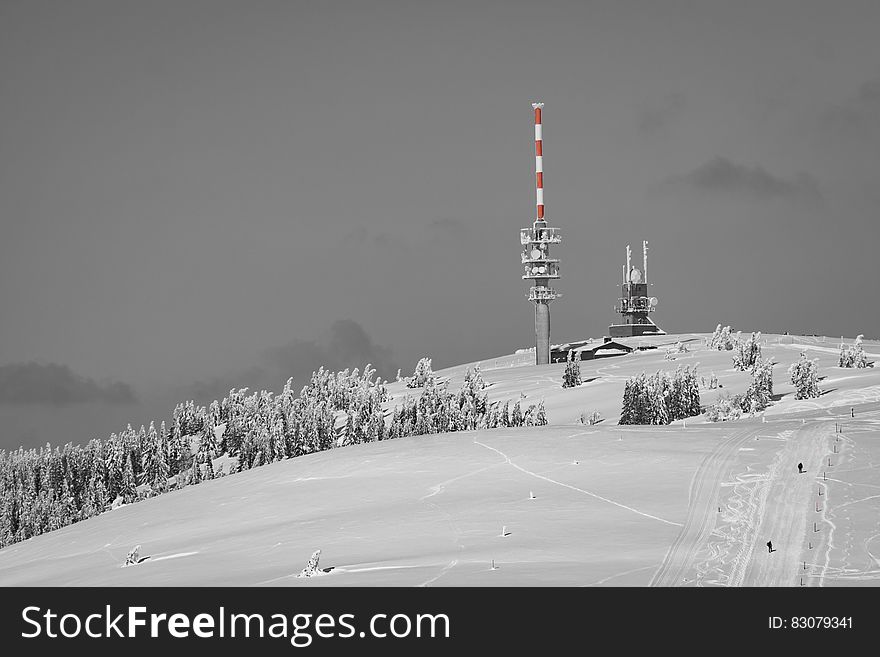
xmin=562 ymin=350 xmax=582 ymax=388
xmin=406 ymin=358 xmax=435 ymax=388
xmin=789 ymin=352 xmax=820 ymax=400
xmin=140 ymin=422 xmax=169 ymax=495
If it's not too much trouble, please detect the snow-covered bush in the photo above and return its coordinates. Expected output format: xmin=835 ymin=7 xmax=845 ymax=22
xmin=700 ymin=372 xmax=720 ymax=390
xmin=740 ymin=359 xmax=774 ymax=413
xmin=732 ymin=332 xmax=762 ymax=371
xmin=562 ymin=350 xmax=582 ymax=388
xmin=706 ymin=358 xmax=773 ymax=420
xmin=789 ymin=352 xmax=820 ymax=400
xmin=839 ymin=335 xmax=871 ymax=368
xmin=388 ymin=378 xmax=547 ymax=437
xmin=405 ymin=357 xmax=435 ymax=388
xmin=708 ymin=324 xmax=735 ymax=350
xmin=463 ymin=364 xmax=486 ymax=390
xmin=705 ymin=393 xmax=744 ymax=422
xmin=578 ymin=410 xmax=603 ymax=425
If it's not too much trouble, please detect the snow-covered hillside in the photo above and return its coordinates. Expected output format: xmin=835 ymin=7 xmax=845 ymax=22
xmin=1 ymin=333 xmax=879 ymax=586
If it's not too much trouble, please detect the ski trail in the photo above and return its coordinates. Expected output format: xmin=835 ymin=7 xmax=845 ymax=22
xmin=473 ymin=439 xmax=682 ymax=527
xmin=418 ymin=559 xmax=459 ymax=587
xmin=149 ymin=551 xmax=199 ymax=563
xmin=419 ymin=463 xmax=499 ymax=501
xmin=338 ymin=564 xmax=423 ymax=573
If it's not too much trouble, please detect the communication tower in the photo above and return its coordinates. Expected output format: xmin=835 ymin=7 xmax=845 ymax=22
xmin=521 ymin=102 xmax=561 ymax=364
xmin=609 ymin=240 xmax=664 ymax=338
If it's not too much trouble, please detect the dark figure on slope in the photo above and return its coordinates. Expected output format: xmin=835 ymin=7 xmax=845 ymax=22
xmin=798 ymin=462 xmax=804 ymax=474
xmin=767 ymin=541 xmax=775 ymax=553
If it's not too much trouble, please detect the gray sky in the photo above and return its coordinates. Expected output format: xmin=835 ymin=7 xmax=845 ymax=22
xmin=2 ymin=0 xmax=879 ymax=450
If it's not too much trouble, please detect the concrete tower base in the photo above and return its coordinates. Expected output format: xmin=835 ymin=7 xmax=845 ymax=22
xmin=535 ymin=301 xmax=550 ymax=364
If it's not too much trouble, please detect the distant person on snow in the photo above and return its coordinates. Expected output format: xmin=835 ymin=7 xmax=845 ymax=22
xmin=798 ymin=462 xmax=804 ymax=474
xmin=767 ymin=541 xmax=774 ymax=554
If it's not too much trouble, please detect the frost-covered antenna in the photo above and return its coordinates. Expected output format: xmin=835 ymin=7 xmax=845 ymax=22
xmin=610 ymin=241 xmax=664 ymax=337
xmin=521 ymin=102 xmax=561 ymax=365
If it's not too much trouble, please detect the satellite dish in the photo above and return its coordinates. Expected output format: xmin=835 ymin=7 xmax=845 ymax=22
xmin=538 ymin=266 xmax=546 ymax=274
xmin=531 ymin=249 xmax=541 ymax=259
xmin=649 ymin=297 xmax=658 ymax=306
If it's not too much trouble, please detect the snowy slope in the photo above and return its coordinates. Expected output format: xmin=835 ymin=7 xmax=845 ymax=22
xmin=1 ymin=333 xmax=879 ymax=587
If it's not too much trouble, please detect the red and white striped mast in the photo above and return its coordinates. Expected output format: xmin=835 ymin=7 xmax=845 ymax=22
xmin=534 ymin=102 xmax=545 ymax=221
xmin=521 ymin=101 xmax=561 ymax=365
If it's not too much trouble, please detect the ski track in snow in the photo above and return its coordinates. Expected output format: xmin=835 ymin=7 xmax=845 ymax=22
xmin=419 ymin=463 xmax=500 ymax=501
xmin=418 ymin=559 xmax=459 ymax=587
xmin=473 ymin=438 xmax=682 ymax=527
xmin=148 ymin=551 xmax=199 ymax=563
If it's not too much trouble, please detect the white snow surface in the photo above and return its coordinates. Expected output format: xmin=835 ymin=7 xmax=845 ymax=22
xmin=2 ymin=332 xmax=880 ymax=587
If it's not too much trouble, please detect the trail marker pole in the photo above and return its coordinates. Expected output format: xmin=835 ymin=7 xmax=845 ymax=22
xmin=814 ymin=522 xmax=818 ymax=532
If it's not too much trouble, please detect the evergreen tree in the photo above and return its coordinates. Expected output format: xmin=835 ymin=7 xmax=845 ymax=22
xmin=789 ymin=352 xmax=820 ymax=399
xmin=839 ymin=335 xmax=870 ymax=368
xmin=511 ymin=401 xmax=523 ymax=427
xmin=708 ymin=324 xmax=722 ymax=349
xmin=741 ymin=359 xmax=774 ymax=413
xmin=620 ymin=367 xmax=700 ymax=425
xmin=406 ymin=357 xmax=435 ymax=388
xmin=189 ymin=454 xmax=203 ymax=485
xmin=121 ymin=453 xmax=137 ymax=504
xmin=140 ymin=421 xmax=169 ymax=495
xmin=732 ymin=332 xmax=762 ymax=371
xmin=562 ymin=350 xmax=582 ymax=388
xmin=709 ymin=325 xmax=734 ymax=350
xmin=204 ymin=453 xmax=215 ymax=480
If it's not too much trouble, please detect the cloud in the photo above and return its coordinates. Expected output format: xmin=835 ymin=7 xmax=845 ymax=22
xmin=663 ymin=157 xmax=822 ymax=203
xmin=183 ymin=365 xmax=268 ymax=405
xmin=183 ymin=319 xmax=399 ymax=403
xmin=265 ymin=319 xmax=398 ymax=382
xmin=637 ymin=92 xmax=686 ymax=137
xmin=0 ymin=362 xmax=137 ymax=406
xmin=820 ymin=76 xmax=880 ymax=143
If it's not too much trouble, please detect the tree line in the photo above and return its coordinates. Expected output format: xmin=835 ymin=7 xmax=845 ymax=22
xmin=0 ymin=360 xmax=545 ymax=549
